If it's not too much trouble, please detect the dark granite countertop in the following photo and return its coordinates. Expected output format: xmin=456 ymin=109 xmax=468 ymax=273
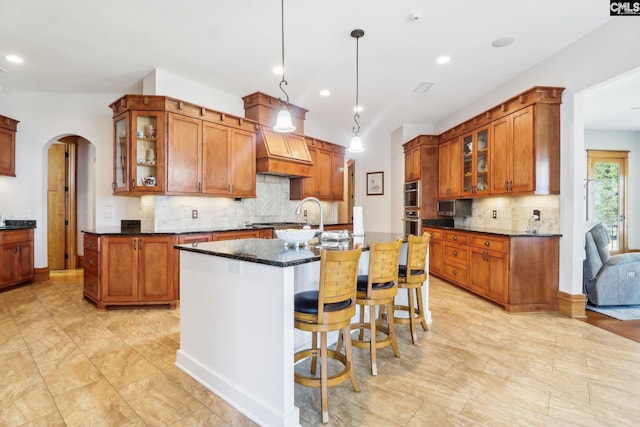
xmin=175 ymin=231 xmax=405 ymax=267
xmin=0 ymin=220 xmax=37 ymax=231
xmin=422 ymin=223 xmax=561 ymax=237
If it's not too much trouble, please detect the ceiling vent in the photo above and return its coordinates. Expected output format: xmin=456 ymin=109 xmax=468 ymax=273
xmin=414 ymin=82 xmax=434 ymax=93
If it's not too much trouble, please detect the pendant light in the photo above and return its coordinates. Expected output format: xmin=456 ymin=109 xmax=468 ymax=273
xmin=273 ymin=0 xmax=296 ymax=133
xmin=348 ymin=29 xmax=365 ymax=153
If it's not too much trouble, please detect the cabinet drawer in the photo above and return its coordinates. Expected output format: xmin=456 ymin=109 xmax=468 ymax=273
xmin=424 ymin=228 xmax=442 ymax=241
xmin=84 ymin=234 xmax=100 ymax=251
xmin=84 ymin=249 xmax=99 ymax=273
xmin=470 ymin=235 xmax=509 ymax=252
xmin=443 ymin=242 xmax=469 ymax=265
xmin=443 ymin=262 xmax=468 ymax=286
xmin=0 ymin=229 xmax=32 ymax=244
xmin=83 ymin=270 xmax=100 ymax=301
xmin=443 ymin=231 xmax=469 ymax=245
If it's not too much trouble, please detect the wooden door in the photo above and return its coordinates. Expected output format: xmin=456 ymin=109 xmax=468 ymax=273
xmin=48 ymin=143 xmax=67 ymax=269
xmin=202 ymin=122 xmax=230 ymax=195
xmin=167 ymin=113 xmax=202 ymax=193
xmin=315 ymin=148 xmax=332 ymax=200
xmin=449 ymin=137 xmax=463 ymax=197
xmin=229 ymin=129 xmax=256 ymax=197
xmin=113 ymin=112 xmax=130 ymax=193
xmin=485 ymin=250 xmax=508 ymax=304
xmin=102 ymin=237 xmax=137 ymax=301
xmin=428 ymin=238 xmax=442 ymax=276
xmin=490 ymin=115 xmax=510 ymax=194
xmin=138 ymin=236 xmax=174 ymax=301
xmin=16 ymin=238 xmax=34 ymax=283
xmin=0 ymin=128 xmax=15 ymax=176
xmin=438 ymin=142 xmax=450 ymax=198
xmin=331 ymin=152 xmax=344 ymax=201
xmin=510 ymin=106 xmax=535 ymax=193
xmin=469 ymin=248 xmax=488 ymax=294
xmin=0 ymin=243 xmax=16 ymax=284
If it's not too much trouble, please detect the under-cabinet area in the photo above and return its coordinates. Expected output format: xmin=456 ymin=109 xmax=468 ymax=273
xmin=424 ymin=225 xmax=560 ymax=313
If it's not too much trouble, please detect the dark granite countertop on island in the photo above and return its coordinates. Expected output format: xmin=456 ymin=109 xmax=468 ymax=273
xmin=175 ymin=231 xmax=404 ymax=268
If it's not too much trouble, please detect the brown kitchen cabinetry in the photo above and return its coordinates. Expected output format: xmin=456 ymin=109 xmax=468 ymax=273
xmin=423 ymin=226 xmax=559 ymax=313
xmin=403 ymin=135 xmax=439 ymax=218
xmin=0 ymin=115 xmax=19 ymax=177
xmin=83 ymin=233 xmax=177 ymax=310
xmin=113 ymin=110 xmax=165 ymax=194
xmin=211 ymin=229 xmax=272 ymax=241
xmin=0 ymin=229 xmax=34 ymax=290
xmin=436 ymin=86 xmax=563 ymax=199
xmin=290 ymin=138 xmax=345 ymax=201
xmin=110 ymin=95 xmax=257 ymax=198
xmin=404 ymin=139 xmax=422 ymax=182
xmin=438 ymin=137 xmax=462 ymax=199
xmin=425 ymin=228 xmax=443 ymax=276
xmin=461 ymin=126 xmax=490 ymax=197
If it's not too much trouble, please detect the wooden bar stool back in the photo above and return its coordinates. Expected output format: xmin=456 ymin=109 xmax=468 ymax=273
xmin=294 ymin=244 xmax=362 ymax=424
xmin=348 ymin=237 xmax=403 ymax=375
xmin=393 ymin=232 xmax=431 ymax=344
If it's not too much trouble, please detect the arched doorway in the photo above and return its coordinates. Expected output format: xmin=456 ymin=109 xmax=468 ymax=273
xmin=47 ymin=135 xmax=95 ymax=270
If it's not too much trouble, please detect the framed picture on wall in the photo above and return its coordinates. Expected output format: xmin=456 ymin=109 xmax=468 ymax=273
xmin=366 ymin=171 xmax=384 ymax=195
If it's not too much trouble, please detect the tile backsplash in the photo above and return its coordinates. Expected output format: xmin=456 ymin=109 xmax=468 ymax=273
xmin=455 ymin=195 xmax=560 ymax=233
xmin=143 ymin=175 xmax=337 ymax=231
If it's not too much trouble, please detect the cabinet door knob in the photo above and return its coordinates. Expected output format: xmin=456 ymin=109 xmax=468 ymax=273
xmin=452 ymin=269 xmax=457 ymax=275
xmin=87 ymin=282 xmax=94 ymax=289
xmin=453 ymin=250 xmax=458 ymax=256
xmin=453 ymin=235 xmax=458 ymax=241
xmin=484 ymin=241 xmax=490 ymax=246
xmin=88 ymin=260 xmax=94 ymax=265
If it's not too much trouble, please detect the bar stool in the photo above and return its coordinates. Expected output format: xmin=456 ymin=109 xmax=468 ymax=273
xmin=393 ymin=232 xmax=431 ymax=345
xmin=348 ymin=237 xmax=403 ymax=375
xmin=293 ymin=244 xmax=362 ymax=424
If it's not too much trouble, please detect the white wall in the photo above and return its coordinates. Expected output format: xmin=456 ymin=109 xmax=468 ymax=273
xmin=585 ymin=129 xmax=640 ymax=249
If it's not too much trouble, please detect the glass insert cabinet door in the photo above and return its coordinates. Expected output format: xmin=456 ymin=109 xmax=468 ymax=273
xmin=113 ymin=112 xmax=129 ymax=193
xmin=112 ymin=111 xmax=164 ymax=194
xmin=461 ymin=126 xmax=490 ymax=196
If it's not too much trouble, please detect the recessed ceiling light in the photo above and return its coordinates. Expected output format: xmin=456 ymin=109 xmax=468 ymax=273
xmin=414 ymin=82 xmax=434 ymax=93
xmin=6 ymin=55 xmax=24 ymax=64
xmin=436 ymin=55 xmax=450 ymax=65
xmin=272 ymin=65 xmax=283 ymax=74
xmin=491 ymin=36 xmax=515 ymax=48
xmin=319 ymin=89 xmax=331 ymax=97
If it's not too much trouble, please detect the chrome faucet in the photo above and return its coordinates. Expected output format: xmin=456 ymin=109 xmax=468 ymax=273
xmin=294 ymin=197 xmax=324 ymax=231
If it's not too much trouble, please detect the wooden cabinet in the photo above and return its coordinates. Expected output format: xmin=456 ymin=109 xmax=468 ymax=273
xmin=0 ymin=229 xmax=34 ymax=289
xmin=436 ymin=87 xmax=563 ymax=199
xmin=0 ymin=115 xmax=19 ymax=177
xmin=211 ymin=229 xmax=272 ymax=241
xmin=110 ymin=95 xmax=257 ymax=198
xmin=438 ymin=137 xmax=462 ymax=199
xmin=83 ymin=233 xmax=177 ymax=310
xmin=290 ymin=138 xmax=345 ymax=201
xmin=425 ymin=228 xmax=443 ymax=276
xmin=469 ymin=234 xmax=509 ymax=304
xmin=490 ymin=104 xmax=559 ymax=195
xmin=404 ymin=141 xmax=422 ymax=182
xmin=113 ymin=110 xmax=165 ymax=194
xmin=402 ymin=135 xmax=439 ymax=218
xmin=461 ymin=127 xmax=490 ymax=197
xmin=424 ymin=227 xmax=559 ymax=313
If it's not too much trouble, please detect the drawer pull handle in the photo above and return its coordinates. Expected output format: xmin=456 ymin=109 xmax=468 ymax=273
xmin=87 ymin=282 xmax=94 ymax=289
xmin=453 ymin=236 xmax=458 ymax=241
xmin=88 ymin=260 xmax=94 ymax=265
xmin=452 ymin=269 xmax=458 ymax=275
xmin=484 ymin=241 xmax=490 ymax=246
xmin=453 ymin=250 xmax=458 ymax=256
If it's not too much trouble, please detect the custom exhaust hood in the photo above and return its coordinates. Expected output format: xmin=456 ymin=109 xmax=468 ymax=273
xmin=243 ymin=92 xmax=313 ymax=177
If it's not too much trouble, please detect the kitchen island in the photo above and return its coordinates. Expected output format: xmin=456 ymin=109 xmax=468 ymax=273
xmin=174 ymin=232 xmax=417 ymax=427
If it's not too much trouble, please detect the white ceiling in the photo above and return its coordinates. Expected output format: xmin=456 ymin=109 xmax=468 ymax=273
xmin=1 ymin=0 xmax=631 ymax=143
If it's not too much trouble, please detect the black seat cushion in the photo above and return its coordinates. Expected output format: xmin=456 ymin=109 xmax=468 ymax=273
xmin=294 ymin=290 xmax=352 ymax=315
xmin=356 ymin=275 xmax=395 ymax=291
xmin=398 ymin=265 xmax=425 ymax=278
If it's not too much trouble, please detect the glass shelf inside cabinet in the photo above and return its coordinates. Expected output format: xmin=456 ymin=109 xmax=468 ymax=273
xmin=136 ymin=116 xmax=158 ymax=189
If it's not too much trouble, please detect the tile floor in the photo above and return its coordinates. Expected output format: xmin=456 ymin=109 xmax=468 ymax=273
xmin=2 ymin=270 xmax=640 ymax=426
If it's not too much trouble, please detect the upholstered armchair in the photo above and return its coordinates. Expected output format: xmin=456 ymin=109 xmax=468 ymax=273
xmin=583 ymin=223 xmax=640 ymax=306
